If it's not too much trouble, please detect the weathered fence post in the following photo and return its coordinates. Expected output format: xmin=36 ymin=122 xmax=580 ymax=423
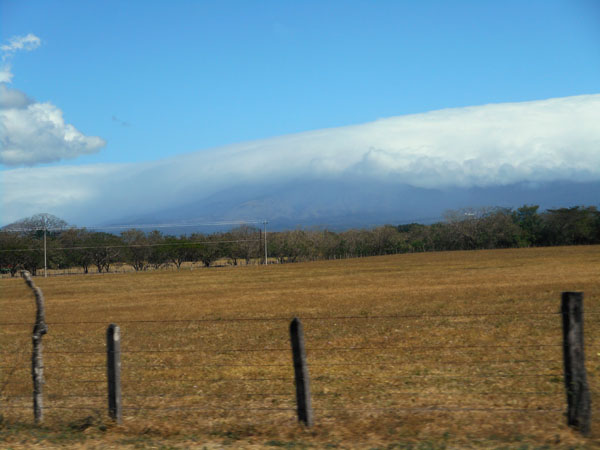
xmin=21 ymin=271 xmax=47 ymax=424
xmin=106 ymin=324 xmax=122 ymax=424
xmin=561 ymin=292 xmax=591 ymax=435
xmin=290 ymin=317 xmax=313 ymax=426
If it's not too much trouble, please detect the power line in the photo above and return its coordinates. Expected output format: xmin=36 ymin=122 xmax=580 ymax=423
xmin=1 ymin=215 xmax=453 ymax=234
xmin=1 ymin=220 xmax=264 ymax=233
xmin=0 ymin=238 xmax=261 ymax=253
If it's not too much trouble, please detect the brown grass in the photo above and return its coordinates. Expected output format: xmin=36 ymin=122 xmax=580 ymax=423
xmin=1 ymin=245 xmax=600 ymax=448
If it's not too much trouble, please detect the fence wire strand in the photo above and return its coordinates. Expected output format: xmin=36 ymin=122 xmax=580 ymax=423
xmin=1 ymin=307 xmax=594 ymax=425
xmin=0 ymin=311 xmax=575 ymax=326
xmin=0 ymin=343 xmax=566 ymax=355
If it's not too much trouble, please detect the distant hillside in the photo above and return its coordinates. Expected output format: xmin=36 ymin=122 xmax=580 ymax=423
xmin=108 ymin=179 xmax=600 ymax=232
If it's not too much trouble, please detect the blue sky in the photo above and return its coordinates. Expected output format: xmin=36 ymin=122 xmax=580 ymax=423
xmin=2 ymin=0 xmax=599 ymax=167
xmin=1 ymin=1 xmax=600 ymax=226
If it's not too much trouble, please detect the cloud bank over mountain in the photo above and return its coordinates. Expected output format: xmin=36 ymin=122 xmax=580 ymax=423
xmin=2 ymin=94 xmax=599 ymax=227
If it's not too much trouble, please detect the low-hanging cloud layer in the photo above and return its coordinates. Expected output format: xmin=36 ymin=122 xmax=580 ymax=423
xmin=2 ymin=93 xmax=599 ymax=226
xmin=0 ymin=34 xmax=106 ymax=166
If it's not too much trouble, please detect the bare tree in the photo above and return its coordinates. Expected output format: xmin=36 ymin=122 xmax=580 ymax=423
xmin=2 ymin=213 xmax=68 ymax=233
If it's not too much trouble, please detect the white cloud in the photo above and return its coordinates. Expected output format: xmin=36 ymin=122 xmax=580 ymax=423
xmin=0 ymin=63 xmax=13 ymax=83
xmin=0 ymin=85 xmax=106 ymax=166
xmin=0 ymin=84 xmax=29 ymax=108
xmin=1 ymin=34 xmax=42 ymax=84
xmin=0 ymin=33 xmax=106 ymax=166
xmin=1 ymin=34 xmax=41 ymax=54
xmin=1 ymin=94 xmax=599 ymax=225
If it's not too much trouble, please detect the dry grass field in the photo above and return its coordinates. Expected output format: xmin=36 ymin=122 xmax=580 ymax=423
xmin=1 ymin=246 xmax=600 ymax=449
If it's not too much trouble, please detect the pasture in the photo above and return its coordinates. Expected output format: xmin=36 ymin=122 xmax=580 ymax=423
xmin=1 ymin=245 xmax=600 ymax=448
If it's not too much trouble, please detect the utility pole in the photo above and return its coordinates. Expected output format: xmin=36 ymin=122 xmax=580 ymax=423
xmin=263 ymin=220 xmax=268 ymax=265
xmin=43 ymin=215 xmax=47 ymax=278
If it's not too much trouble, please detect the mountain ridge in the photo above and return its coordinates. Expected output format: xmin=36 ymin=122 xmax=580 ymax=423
xmin=106 ymin=178 xmax=600 ymax=232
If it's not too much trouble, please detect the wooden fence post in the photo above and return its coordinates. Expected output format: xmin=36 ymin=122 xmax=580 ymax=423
xmin=106 ymin=324 xmax=122 ymax=424
xmin=21 ymin=271 xmax=47 ymax=424
xmin=290 ymin=317 xmax=314 ymax=426
xmin=561 ymin=292 xmax=591 ymax=435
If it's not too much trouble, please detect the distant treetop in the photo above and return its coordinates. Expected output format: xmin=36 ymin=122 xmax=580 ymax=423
xmin=2 ymin=213 xmax=70 ymax=232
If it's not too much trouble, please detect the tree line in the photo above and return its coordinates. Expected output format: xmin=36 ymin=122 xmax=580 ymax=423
xmin=1 ymin=205 xmax=599 ymax=276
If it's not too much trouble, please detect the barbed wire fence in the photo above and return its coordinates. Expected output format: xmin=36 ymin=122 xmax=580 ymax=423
xmin=1 ymin=293 xmax=595 ymax=435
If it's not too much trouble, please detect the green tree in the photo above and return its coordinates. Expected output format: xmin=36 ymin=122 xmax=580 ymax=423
xmin=58 ymin=228 xmax=94 ymax=273
xmin=541 ymin=206 xmax=600 ymax=245
xmin=192 ymin=233 xmax=221 ymax=267
xmin=162 ymin=235 xmax=194 ymax=269
xmin=0 ymin=232 xmax=28 ymax=276
xmin=88 ymin=232 xmax=122 ymax=273
xmin=121 ymin=229 xmax=150 ymax=271
xmin=512 ymin=205 xmax=543 ymax=246
xmin=147 ymin=230 xmax=168 ymax=269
